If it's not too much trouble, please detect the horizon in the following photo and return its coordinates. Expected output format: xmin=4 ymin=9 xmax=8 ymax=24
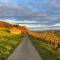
xmin=0 ymin=19 xmax=60 ymax=31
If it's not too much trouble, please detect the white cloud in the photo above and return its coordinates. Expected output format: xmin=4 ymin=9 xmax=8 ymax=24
xmin=19 ymin=24 xmax=49 ymax=27
xmin=18 ymin=20 xmax=37 ymax=23
xmin=0 ymin=19 xmax=17 ymax=24
xmin=29 ymin=26 xmax=60 ymax=31
xmin=52 ymin=23 xmax=60 ymax=26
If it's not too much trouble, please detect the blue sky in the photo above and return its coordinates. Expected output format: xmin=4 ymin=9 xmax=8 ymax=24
xmin=0 ymin=0 xmax=60 ymax=29
xmin=0 ymin=0 xmax=17 ymax=4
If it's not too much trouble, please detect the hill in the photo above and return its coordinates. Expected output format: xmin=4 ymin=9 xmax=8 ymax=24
xmin=0 ymin=21 xmax=13 ymax=28
xmin=14 ymin=25 xmax=27 ymax=32
xmin=0 ymin=21 xmax=28 ymax=33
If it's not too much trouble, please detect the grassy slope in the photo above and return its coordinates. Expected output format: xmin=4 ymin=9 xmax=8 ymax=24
xmin=29 ymin=36 xmax=60 ymax=60
xmin=0 ymin=21 xmax=13 ymax=28
xmin=0 ymin=28 xmax=24 ymax=60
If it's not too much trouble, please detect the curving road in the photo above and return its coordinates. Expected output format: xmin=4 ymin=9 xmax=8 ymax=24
xmin=7 ymin=33 xmax=42 ymax=60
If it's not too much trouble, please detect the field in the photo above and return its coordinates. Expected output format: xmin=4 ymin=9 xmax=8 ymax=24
xmin=0 ymin=27 xmax=24 ymax=60
xmin=28 ymin=31 xmax=60 ymax=60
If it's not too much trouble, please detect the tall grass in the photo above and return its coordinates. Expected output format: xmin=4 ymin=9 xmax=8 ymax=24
xmin=0 ymin=28 xmax=24 ymax=60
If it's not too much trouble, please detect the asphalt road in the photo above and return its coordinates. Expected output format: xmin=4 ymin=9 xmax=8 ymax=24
xmin=7 ymin=34 xmax=42 ymax=60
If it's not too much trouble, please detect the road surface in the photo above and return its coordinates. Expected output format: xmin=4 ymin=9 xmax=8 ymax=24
xmin=7 ymin=34 xmax=42 ymax=60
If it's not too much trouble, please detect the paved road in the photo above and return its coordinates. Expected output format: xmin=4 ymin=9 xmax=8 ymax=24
xmin=7 ymin=34 xmax=42 ymax=60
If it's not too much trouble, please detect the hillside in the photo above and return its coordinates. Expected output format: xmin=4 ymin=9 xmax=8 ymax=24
xmin=14 ymin=25 xmax=28 ymax=32
xmin=0 ymin=21 xmax=13 ymax=28
xmin=0 ymin=21 xmax=28 ymax=33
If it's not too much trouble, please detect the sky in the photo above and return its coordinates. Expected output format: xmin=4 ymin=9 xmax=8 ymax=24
xmin=0 ymin=0 xmax=60 ymax=30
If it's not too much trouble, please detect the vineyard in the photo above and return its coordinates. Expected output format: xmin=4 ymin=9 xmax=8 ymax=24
xmin=28 ymin=31 xmax=60 ymax=60
xmin=28 ymin=31 xmax=60 ymax=50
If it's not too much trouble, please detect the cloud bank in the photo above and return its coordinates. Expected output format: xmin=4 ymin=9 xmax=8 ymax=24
xmin=0 ymin=0 xmax=60 ymax=31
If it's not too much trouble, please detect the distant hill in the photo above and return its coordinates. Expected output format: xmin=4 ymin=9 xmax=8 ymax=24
xmin=0 ymin=21 xmax=28 ymax=33
xmin=13 ymin=25 xmax=28 ymax=32
xmin=0 ymin=21 xmax=13 ymax=28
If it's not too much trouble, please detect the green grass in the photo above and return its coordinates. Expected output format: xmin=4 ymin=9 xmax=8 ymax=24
xmin=0 ymin=29 xmax=24 ymax=60
xmin=29 ymin=36 xmax=60 ymax=60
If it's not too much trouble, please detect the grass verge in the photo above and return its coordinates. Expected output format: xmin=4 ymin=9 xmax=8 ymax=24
xmin=0 ymin=30 xmax=24 ymax=60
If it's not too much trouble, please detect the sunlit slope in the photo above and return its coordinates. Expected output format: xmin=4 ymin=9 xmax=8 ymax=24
xmin=0 ymin=21 xmax=25 ymax=60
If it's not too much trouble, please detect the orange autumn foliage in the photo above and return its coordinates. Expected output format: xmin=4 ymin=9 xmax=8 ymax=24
xmin=28 ymin=31 xmax=60 ymax=49
xmin=10 ymin=25 xmax=28 ymax=34
xmin=10 ymin=27 xmax=21 ymax=34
